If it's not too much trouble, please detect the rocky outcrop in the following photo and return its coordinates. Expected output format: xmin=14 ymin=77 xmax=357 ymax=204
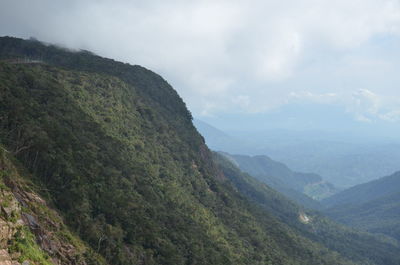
xmin=0 ymin=179 xmax=92 ymax=265
xmin=0 ymin=148 xmax=103 ymax=265
xmin=0 ymin=189 xmax=25 ymax=265
xmin=0 ymin=249 xmax=14 ymax=265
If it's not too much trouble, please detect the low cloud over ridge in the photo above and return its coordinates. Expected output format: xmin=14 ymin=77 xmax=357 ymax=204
xmin=2 ymin=0 xmax=400 ymax=123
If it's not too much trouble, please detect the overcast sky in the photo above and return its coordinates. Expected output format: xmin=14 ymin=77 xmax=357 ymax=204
xmin=2 ymin=0 xmax=400 ymax=131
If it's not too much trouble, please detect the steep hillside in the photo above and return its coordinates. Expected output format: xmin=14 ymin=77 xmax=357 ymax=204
xmin=213 ymin=153 xmax=400 ymax=265
xmin=0 ymin=145 xmax=105 ymax=265
xmin=0 ymin=36 xmax=399 ymax=265
xmin=323 ymin=171 xmax=400 ymax=207
xmin=223 ymin=153 xmax=337 ymax=202
xmin=219 ymin=153 xmax=321 ymax=209
xmin=322 ymin=171 xmax=400 ymax=241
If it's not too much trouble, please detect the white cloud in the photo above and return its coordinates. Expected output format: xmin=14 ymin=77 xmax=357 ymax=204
xmin=380 ymin=110 xmax=400 ymax=122
xmin=1 ymin=0 xmax=400 ymax=120
xmin=350 ymin=89 xmax=381 ymax=114
xmin=344 ymin=89 xmax=400 ymax=123
xmin=287 ymin=88 xmax=400 ymax=124
xmin=232 ymin=95 xmax=251 ymax=110
xmin=289 ymin=91 xmax=338 ymax=104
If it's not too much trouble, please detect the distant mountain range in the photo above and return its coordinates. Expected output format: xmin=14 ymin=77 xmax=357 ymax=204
xmin=194 ymin=119 xmax=250 ymax=153
xmin=194 ymin=118 xmax=400 ymax=188
xmin=213 ymin=152 xmax=400 ymax=265
xmin=219 ymin=152 xmax=338 ymax=209
xmin=322 ymin=171 xmax=400 ymax=241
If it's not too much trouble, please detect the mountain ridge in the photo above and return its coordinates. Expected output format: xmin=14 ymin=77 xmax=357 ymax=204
xmin=322 ymin=171 xmax=400 ymax=241
xmin=220 ymin=152 xmax=338 ymax=202
xmin=194 ymin=118 xmax=400 ymax=188
xmin=323 ymin=171 xmax=400 ymax=207
xmin=0 ymin=36 xmax=399 ymax=265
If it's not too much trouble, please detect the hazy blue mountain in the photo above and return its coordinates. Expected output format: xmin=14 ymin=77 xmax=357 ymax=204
xmin=195 ymin=118 xmax=400 ymax=188
xmin=323 ymin=171 xmax=400 ymax=207
xmin=322 ymin=171 xmax=400 ymax=241
xmin=193 ymin=119 xmax=234 ymax=149
xmin=193 ymin=118 xmax=256 ymax=154
xmin=260 ymin=140 xmax=400 ymax=188
xmin=221 ymin=153 xmax=338 ymax=202
xmin=218 ymin=153 xmax=321 ymax=209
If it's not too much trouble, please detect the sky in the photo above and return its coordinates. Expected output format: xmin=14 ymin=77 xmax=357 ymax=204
xmin=2 ymin=0 xmax=400 ymax=133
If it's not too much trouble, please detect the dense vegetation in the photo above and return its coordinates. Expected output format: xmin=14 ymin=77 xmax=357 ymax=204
xmin=0 ymin=145 xmax=105 ymax=265
xmin=323 ymin=171 xmax=400 ymax=241
xmin=0 ymin=36 xmax=399 ymax=265
xmin=213 ymin=153 xmax=400 ymax=265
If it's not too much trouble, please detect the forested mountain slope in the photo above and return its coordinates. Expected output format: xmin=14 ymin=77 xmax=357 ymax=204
xmin=218 ymin=153 xmax=321 ymax=209
xmin=0 ymin=36 xmax=399 ymax=265
xmin=323 ymin=171 xmax=400 ymax=207
xmin=322 ymin=171 xmax=400 ymax=241
xmin=213 ymin=153 xmax=400 ymax=265
xmin=0 ymin=145 xmax=105 ymax=265
xmin=222 ymin=153 xmax=337 ymax=204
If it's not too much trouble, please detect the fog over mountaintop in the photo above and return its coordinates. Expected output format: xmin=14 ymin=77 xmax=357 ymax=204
xmin=2 ymin=0 xmax=400 ymax=120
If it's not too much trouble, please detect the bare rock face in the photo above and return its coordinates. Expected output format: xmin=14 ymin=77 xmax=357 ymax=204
xmin=21 ymin=213 xmax=39 ymax=230
xmin=0 ymin=147 xmax=95 ymax=265
xmin=0 ymin=218 xmax=12 ymax=247
xmin=0 ymin=249 xmax=14 ymax=265
xmin=0 ymin=189 xmax=24 ymax=265
xmin=1 ymin=180 xmax=89 ymax=265
xmin=0 ymin=189 xmax=57 ymax=265
xmin=0 ymin=189 xmax=21 ymax=219
xmin=0 ymin=191 xmax=22 ymax=229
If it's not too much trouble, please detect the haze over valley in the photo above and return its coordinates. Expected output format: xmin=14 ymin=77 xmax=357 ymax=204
xmin=194 ymin=117 xmax=400 ymax=188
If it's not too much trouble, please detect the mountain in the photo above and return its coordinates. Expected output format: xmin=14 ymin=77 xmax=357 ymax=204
xmin=194 ymin=120 xmax=339 ymax=203
xmin=213 ymin=153 xmax=400 ymax=265
xmin=193 ymin=119 xmax=231 ymax=145
xmin=323 ymin=171 xmax=400 ymax=207
xmin=195 ymin=119 xmax=400 ymax=188
xmin=223 ymin=153 xmax=338 ymax=202
xmin=193 ymin=119 xmax=252 ymax=154
xmin=322 ymin=171 xmax=400 ymax=241
xmin=1 ymin=36 xmax=400 ymax=265
xmin=0 ymin=146 xmax=106 ymax=265
xmin=266 ymin=141 xmax=400 ymax=188
xmin=219 ymin=153 xmax=322 ymax=209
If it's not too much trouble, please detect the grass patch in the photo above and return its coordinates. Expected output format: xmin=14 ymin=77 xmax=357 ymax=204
xmin=9 ymin=226 xmax=53 ymax=265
